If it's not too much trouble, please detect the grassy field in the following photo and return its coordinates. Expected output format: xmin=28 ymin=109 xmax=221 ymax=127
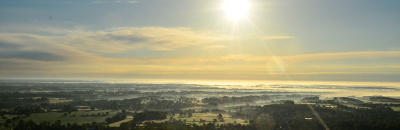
xmin=24 ymin=110 xmax=118 ymax=125
xmin=392 ymin=107 xmax=400 ymax=111
xmin=144 ymin=113 xmax=248 ymax=125
xmin=109 ymin=116 xmax=133 ymax=127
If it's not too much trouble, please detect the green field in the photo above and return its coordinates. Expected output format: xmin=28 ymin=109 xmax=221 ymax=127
xmin=24 ymin=110 xmax=118 ymax=125
xmin=144 ymin=113 xmax=248 ymax=125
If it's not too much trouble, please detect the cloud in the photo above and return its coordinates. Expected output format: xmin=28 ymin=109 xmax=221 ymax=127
xmin=281 ymin=51 xmax=400 ymax=62
xmin=0 ymin=51 xmax=66 ymax=61
xmin=0 ymin=27 xmax=235 ymax=57
xmin=0 ymin=23 xmax=82 ymax=35
xmin=0 ymin=41 xmax=20 ymax=49
xmin=0 ymin=32 xmax=97 ymax=62
xmin=53 ymin=27 xmax=234 ymax=52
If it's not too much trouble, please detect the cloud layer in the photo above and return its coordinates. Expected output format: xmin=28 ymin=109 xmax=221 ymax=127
xmin=0 ymin=26 xmax=399 ymax=82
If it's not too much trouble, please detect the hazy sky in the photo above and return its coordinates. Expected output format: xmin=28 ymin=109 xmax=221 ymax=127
xmin=0 ymin=0 xmax=399 ymax=82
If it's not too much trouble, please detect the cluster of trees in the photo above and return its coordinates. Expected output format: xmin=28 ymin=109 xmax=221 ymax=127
xmin=119 ymin=119 xmax=252 ymax=130
xmin=80 ymin=112 xmax=109 ymax=117
xmin=335 ymin=97 xmax=364 ymax=104
xmin=60 ymin=105 xmax=78 ymax=112
xmin=370 ymin=96 xmax=400 ymax=103
xmin=0 ymin=97 xmax=49 ymax=109
xmin=133 ymin=111 xmax=167 ymax=122
xmin=200 ymin=109 xmax=210 ymax=113
xmin=174 ymin=109 xmax=193 ymax=118
xmin=13 ymin=106 xmax=45 ymax=116
xmin=105 ymin=113 xmax=126 ymax=124
xmin=11 ymin=119 xmax=111 ymax=130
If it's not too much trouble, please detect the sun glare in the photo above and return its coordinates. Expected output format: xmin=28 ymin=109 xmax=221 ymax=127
xmin=223 ymin=0 xmax=250 ymax=20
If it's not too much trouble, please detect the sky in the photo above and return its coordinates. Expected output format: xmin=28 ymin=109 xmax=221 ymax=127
xmin=0 ymin=0 xmax=399 ymax=82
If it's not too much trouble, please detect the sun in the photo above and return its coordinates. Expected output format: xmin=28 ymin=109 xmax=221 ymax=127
xmin=223 ymin=0 xmax=250 ymax=20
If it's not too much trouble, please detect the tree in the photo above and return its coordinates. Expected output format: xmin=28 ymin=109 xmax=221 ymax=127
xmin=105 ymin=117 xmax=112 ymax=124
xmin=218 ymin=114 xmax=223 ymax=119
xmin=55 ymin=120 xmax=62 ymax=128
xmin=106 ymin=112 xmax=109 ymax=115
xmin=12 ymin=117 xmax=18 ymax=121
xmin=188 ymin=112 xmax=193 ymax=117
xmin=92 ymin=121 xmax=97 ymax=126
xmin=6 ymin=119 xmax=12 ymax=124
xmin=179 ymin=111 xmax=183 ymax=117
xmin=284 ymin=100 xmax=295 ymax=105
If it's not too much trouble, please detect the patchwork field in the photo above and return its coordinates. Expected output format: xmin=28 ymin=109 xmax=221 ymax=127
xmin=24 ymin=110 xmax=118 ymax=125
